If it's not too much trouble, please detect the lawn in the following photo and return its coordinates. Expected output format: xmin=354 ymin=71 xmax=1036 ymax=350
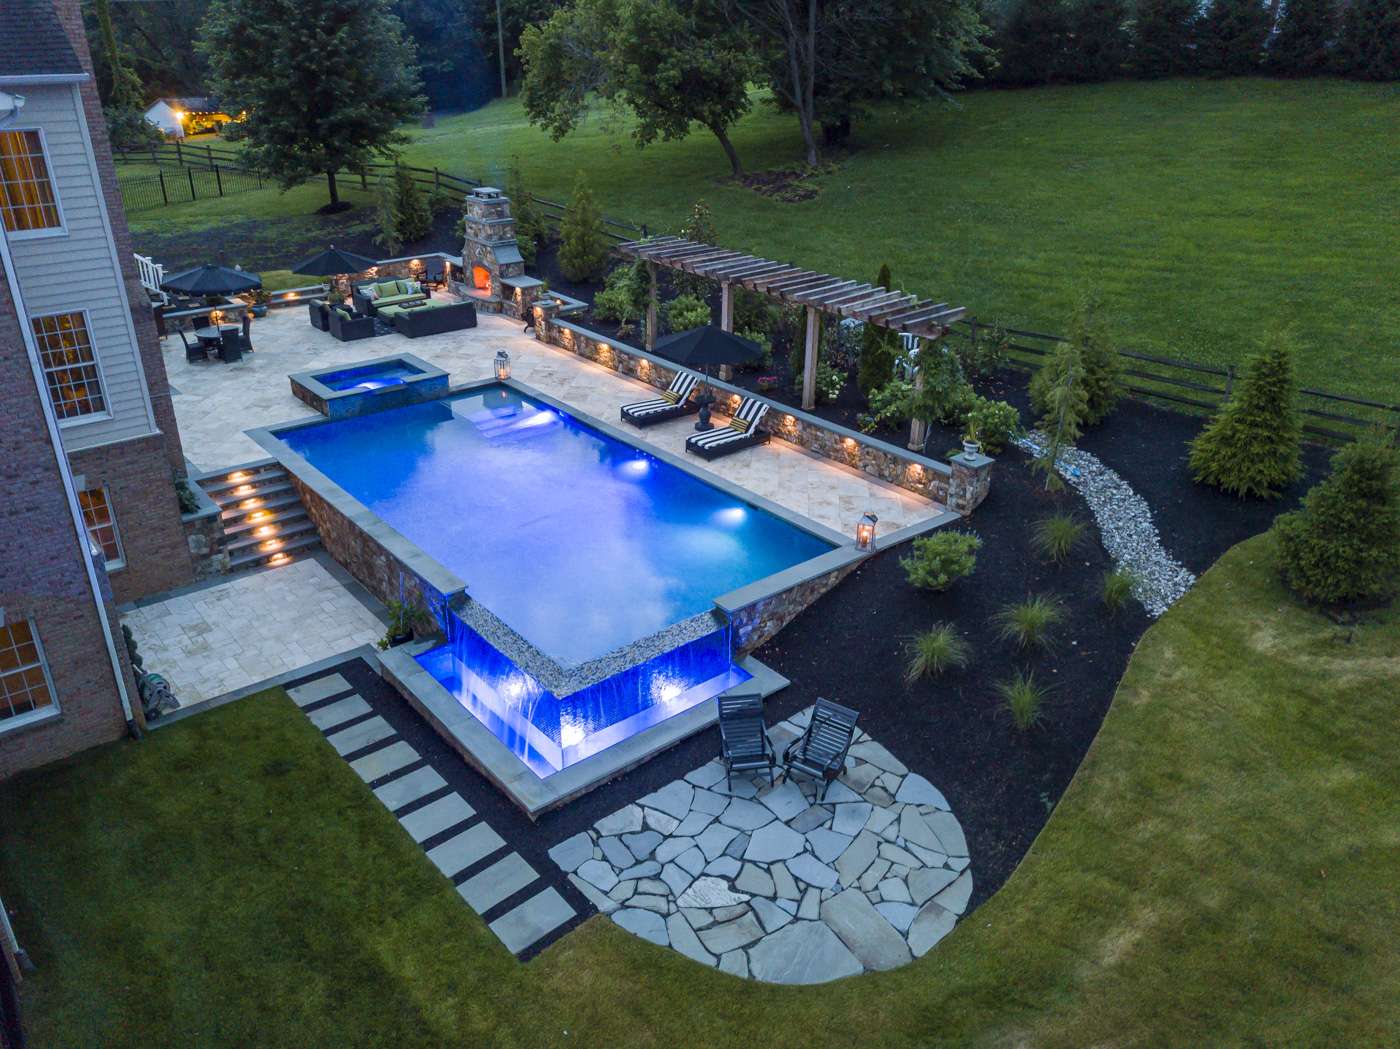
xmin=126 ymin=78 xmax=1400 ymax=401
xmin=4 ymin=533 xmax=1398 ymax=1047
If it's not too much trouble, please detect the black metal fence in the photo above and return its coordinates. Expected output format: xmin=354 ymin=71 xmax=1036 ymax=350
xmin=118 ymin=164 xmax=264 ymax=212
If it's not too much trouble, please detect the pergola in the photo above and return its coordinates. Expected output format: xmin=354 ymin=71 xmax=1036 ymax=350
xmin=616 ymin=236 xmax=966 ymax=410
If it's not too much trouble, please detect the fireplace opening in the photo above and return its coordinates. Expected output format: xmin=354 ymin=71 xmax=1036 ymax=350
xmin=472 ymin=264 xmax=492 ymax=291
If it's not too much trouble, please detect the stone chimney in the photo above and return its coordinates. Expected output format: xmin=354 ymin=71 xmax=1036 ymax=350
xmin=460 ymin=187 xmax=524 ymax=302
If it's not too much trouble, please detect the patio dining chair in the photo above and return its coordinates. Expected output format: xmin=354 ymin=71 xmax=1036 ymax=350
xmin=718 ymin=692 xmax=776 ymax=789
xmin=176 ymin=326 xmax=207 ymax=364
xmin=781 ymin=697 xmax=859 ymax=800
xmin=421 ymin=258 xmax=447 ymax=289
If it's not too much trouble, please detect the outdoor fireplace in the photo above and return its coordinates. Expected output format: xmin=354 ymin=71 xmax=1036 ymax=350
xmin=460 ymin=186 xmax=541 ymax=318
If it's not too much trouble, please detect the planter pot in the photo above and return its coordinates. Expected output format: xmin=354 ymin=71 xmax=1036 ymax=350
xmin=387 ymin=630 xmax=412 ymax=647
xmin=250 ymin=305 xmax=269 ymax=318
xmin=962 ymin=440 xmax=982 ymax=458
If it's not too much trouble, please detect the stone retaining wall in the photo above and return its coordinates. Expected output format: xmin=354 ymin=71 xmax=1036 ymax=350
xmin=532 ymin=306 xmax=992 ymax=513
xmin=722 ymin=556 xmax=864 ymax=655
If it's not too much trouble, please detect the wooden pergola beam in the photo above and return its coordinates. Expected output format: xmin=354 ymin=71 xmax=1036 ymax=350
xmin=789 ymin=279 xmax=862 ymax=305
xmin=763 ymin=272 xmax=830 ymax=295
xmin=882 ymin=303 xmax=952 ymax=327
xmin=712 ymin=259 xmax=790 ymax=280
xmin=740 ymin=266 xmax=808 ymax=290
xmin=846 ymin=291 xmax=916 ymax=319
xmin=687 ymin=251 xmax=751 ymax=275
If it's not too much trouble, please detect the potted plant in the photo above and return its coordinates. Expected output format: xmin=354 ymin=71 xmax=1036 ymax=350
xmin=248 ymin=288 xmax=272 ymax=317
xmin=962 ymin=421 xmax=982 ymax=459
xmin=378 ymin=599 xmax=430 ymax=650
xmin=756 ymin=374 xmax=779 ymax=393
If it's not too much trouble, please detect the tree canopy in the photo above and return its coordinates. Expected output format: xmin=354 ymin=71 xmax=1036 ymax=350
xmin=200 ymin=0 xmax=426 ymax=210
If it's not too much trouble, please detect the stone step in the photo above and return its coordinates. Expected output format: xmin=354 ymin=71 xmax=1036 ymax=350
xmin=222 ymin=505 xmax=311 ymax=540
xmin=201 ymin=466 xmax=287 ymax=498
xmin=228 ymin=533 xmax=320 ymax=571
xmin=219 ymin=490 xmax=304 ymax=526
xmin=211 ymin=479 xmax=296 ymax=509
xmin=224 ymin=514 xmax=317 ymax=555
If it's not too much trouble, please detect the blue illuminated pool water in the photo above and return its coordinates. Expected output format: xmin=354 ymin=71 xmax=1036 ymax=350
xmin=318 ymin=361 xmax=423 ymax=391
xmin=278 ymin=386 xmax=833 ymax=665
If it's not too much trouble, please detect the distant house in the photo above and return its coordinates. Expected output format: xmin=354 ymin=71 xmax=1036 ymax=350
xmin=143 ymin=96 xmax=234 ymax=138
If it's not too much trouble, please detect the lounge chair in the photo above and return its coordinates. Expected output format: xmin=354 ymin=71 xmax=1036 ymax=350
xmin=620 ymin=370 xmax=700 ymax=427
xmin=718 ymin=692 xmax=776 ymax=789
xmin=781 ymin=698 xmax=859 ymax=800
xmin=685 ymin=397 xmax=770 ymax=460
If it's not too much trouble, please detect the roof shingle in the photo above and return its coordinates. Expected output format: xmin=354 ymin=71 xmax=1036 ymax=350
xmin=0 ymin=0 xmax=84 ymax=80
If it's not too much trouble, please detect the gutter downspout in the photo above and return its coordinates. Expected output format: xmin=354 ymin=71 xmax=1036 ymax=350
xmin=0 ymin=226 xmax=140 ymax=736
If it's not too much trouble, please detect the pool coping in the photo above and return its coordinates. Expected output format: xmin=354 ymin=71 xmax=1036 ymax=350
xmin=378 ymin=639 xmax=790 ymax=818
xmin=246 ymin=377 xmax=854 ymax=696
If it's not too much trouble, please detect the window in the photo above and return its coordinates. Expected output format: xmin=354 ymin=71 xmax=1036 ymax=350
xmin=32 ymin=312 xmax=106 ymax=420
xmin=78 ymin=487 xmax=124 ymax=569
xmin=0 ymin=621 xmax=58 ymax=728
xmin=0 ymin=129 xmax=62 ymax=233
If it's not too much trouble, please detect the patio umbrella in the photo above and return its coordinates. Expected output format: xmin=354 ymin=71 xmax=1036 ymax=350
xmin=291 ymin=246 xmax=378 ymax=278
xmin=653 ymin=325 xmax=766 ymax=430
xmin=160 ymin=263 xmax=262 ymax=297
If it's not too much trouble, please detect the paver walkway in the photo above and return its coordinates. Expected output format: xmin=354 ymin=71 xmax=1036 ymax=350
xmin=121 ymin=557 xmax=383 ymax=707
xmin=549 ymin=707 xmax=972 ymax=983
xmin=285 ymin=664 xmax=579 ymax=958
xmin=165 ymin=308 xmax=940 ymax=540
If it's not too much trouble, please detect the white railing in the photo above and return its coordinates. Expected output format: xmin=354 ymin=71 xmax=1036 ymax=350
xmin=134 ymin=252 xmax=166 ymax=304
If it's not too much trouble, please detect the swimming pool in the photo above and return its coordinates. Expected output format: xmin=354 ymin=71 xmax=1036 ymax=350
xmin=271 ymin=383 xmax=838 ymax=777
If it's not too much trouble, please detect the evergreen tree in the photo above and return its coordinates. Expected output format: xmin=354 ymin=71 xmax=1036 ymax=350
xmin=1274 ymin=438 xmax=1400 ymax=606
xmin=373 ymin=176 xmax=403 ymax=254
xmin=558 ymin=172 xmax=610 ymax=281
xmin=1198 ymin=0 xmax=1271 ymax=75
xmin=1334 ymin=0 xmax=1400 ymax=80
xmin=94 ymin=0 xmax=144 ymax=110
xmin=674 ymin=199 xmax=718 ymax=297
xmin=1031 ymin=292 xmax=1120 ymax=426
xmin=1032 ymin=342 xmax=1089 ymax=490
xmin=505 ymin=160 xmax=548 ymax=268
xmin=1133 ymin=0 xmax=1200 ymax=76
xmin=1188 ymin=331 xmax=1303 ymax=498
xmin=1267 ymin=0 xmax=1339 ymax=75
xmin=996 ymin=0 xmax=1073 ymax=84
xmin=1071 ymin=0 xmax=1133 ymax=81
xmin=200 ymin=0 xmax=425 ymax=211
xmin=392 ymin=165 xmax=432 ymax=245
xmin=858 ymin=264 xmax=901 ymax=395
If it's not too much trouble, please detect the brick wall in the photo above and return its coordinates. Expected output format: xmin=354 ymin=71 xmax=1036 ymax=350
xmin=70 ymin=434 xmax=196 ymax=602
xmin=0 ymin=250 xmax=134 ymax=780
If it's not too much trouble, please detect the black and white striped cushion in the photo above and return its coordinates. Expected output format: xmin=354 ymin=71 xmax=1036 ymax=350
xmin=626 ymin=398 xmax=677 ymax=417
xmin=688 ymin=398 xmax=770 ymax=449
xmin=668 ymin=371 xmax=699 ymax=401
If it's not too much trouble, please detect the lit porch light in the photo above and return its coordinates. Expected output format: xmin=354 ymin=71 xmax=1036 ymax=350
xmin=855 ymin=512 xmax=878 ymax=551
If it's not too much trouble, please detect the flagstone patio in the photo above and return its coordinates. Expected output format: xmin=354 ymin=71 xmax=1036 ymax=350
xmin=548 ymin=706 xmax=971 ymax=983
xmin=164 ymin=305 xmax=943 ymax=539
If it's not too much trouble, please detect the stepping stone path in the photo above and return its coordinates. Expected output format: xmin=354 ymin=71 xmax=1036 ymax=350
xmin=288 ymin=669 xmax=577 ymax=958
xmin=548 ymin=707 xmax=972 ymax=984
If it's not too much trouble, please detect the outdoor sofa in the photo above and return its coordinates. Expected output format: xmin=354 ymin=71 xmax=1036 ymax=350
xmin=308 ymin=301 xmax=329 ymax=331
xmin=620 ymin=370 xmax=700 ymax=427
xmin=380 ymin=299 xmax=477 ymax=338
xmin=685 ymin=396 xmax=770 ymax=460
xmin=353 ymin=279 xmax=429 ymax=315
xmin=328 ymin=305 xmax=376 ymax=341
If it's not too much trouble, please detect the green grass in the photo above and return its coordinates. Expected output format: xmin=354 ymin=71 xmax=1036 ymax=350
xmin=4 ymin=534 xmax=1399 ymax=1046
xmin=125 ymin=78 xmax=1400 ymax=400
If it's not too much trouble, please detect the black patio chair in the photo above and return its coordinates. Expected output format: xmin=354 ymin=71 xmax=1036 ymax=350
xmin=781 ymin=697 xmax=859 ymax=800
xmin=718 ymin=691 xmax=776 ymax=789
xmin=176 ymin=326 xmax=207 ymax=364
xmin=217 ymin=327 xmax=244 ymax=362
xmin=309 ymin=300 xmax=329 ymax=331
xmin=239 ymin=312 xmax=253 ymax=352
xmin=421 ymin=257 xmax=447 ymax=289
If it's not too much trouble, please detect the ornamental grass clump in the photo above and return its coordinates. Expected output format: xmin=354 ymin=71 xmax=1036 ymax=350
xmin=994 ymin=595 xmax=1065 ymax=651
xmin=1102 ymin=567 xmax=1138 ymax=614
xmin=1189 ymin=330 xmax=1302 ymax=499
xmin=997 ymin=671 xmax=1048 ymax=731
xmin=1273 ymin=438 xmax=1400 ymax=607
xmin=902 ymin=531 xmax=982 ymax=591
xmin=1032 ymin=513 xmax=1088 ymax=564
xmin=904 ymin=624 xmax=972 ymax=683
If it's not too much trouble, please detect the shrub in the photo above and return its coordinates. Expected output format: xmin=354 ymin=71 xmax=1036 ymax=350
xmin=674 ymin=199 xmax=718 ymax=297
xmin=994 ymin=595 xmax=1065 ymax=651
xmin=1031 ymin=341 xmax=1089 ymax=490
xmin=392 ymin=165 xmax=432 ymax=244
xmin=593 ymin=262 xmax=649 ymax=333
xmin=664 ymin=293 xmax=711 ymax=333
xmin=902 ymin=531 xmax=982 ymax=591
xmin=104 ymin=107 xmax=163 ymax=151
xmin=506 ymin=160 xmax=547 ymax=266
xmin=904 ymin=624 xmax=972 ymax=683
xmin=857 ymin=264 xmax=900 ymax=394
xmin=962 ymin=396 xmax=1021 ymax=454
xmin=909 ymin=346 xmax=974 ymax=426
xmin=997 ymin=671 xmax=1048 ymax=731
xmin=858 ymin=378 xmax=915 ymax=434
xmin=1032 ymin=513 xmax=1088 ymax=564
xmin=373 ymin=176 xmax=403 ymax=254
xmin=795 ymin=360 xmax=846 ymax=404
xmin=1274 ymin=439 xmax=1400 ymax=606
xmin=954 ymin=323 xmax=1009 ymax=380
xmin=1102 ymin=567 xmax=1138 ymax=613
xmin=1032 ymin=291 xmax=1120 ymax=427
xmin=735 ymin=328 xmax=772 ymax=370
xmin=558 ymin=172 xmax=609 ymax=281
xmin=1189 ymin=331 xmax=1302 ymax=499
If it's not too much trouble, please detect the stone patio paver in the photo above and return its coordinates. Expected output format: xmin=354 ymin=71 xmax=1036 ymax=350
xmin=306 ymin=694 xmax=371 ymax=730
xmin=287 ymin=673 xmax=352 ymax=706
xmin=349 ymin=739 xmax=420 ymax=782
xmin=326 ymin=715 xmax=396 ymax=756
xmin=399 ymin=793 xmax=475 ymax=843
xmin=373 ymin=765 xmax=447 ymax=810
xmin=426 ymin=822 xmax=507 ymax=878
xmin=163 ymin=309 xmax=942 ymax=540
xmin=457 ymin=853 xmax=539 ymax=913
xmin=489 ymin=888 xmax=576 ymax=954
xmin=551 ymin=707 xmax=973 ymax=984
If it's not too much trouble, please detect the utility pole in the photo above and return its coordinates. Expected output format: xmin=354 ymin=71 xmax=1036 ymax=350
xmin=496 ymin=0 xmax=507 ymax=98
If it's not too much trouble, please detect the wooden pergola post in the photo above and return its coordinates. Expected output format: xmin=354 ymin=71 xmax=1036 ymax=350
xmin=802 ymin=306 xmax=820 ymax=411
xmin=719 ymin=281 xmax=735 ymax=380
xmin=645 ymin=261 xmax=658 ymax=352
xmin=908 ymin=366 xmax=928 ymax=451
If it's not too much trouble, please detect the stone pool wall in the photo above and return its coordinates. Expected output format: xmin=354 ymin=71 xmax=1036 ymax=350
xmin=530 ymin=307 xmax=992 ymax=513
xmin=720 ymin=553 xmax=866 ymax=655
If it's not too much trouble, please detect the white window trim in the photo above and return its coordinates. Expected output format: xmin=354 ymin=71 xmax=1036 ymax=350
xmin=0 ymin=619 xmax=62 ymax=735
xmin=81 ymin=484 xmax=126 ymax=572
xmin=30 ymin=306 xmax=113 ymax=426
xmin=0 ymin=125 xmax=68 ymax=241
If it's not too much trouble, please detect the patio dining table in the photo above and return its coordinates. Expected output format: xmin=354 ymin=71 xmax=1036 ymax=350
xmin=194 ymin=324 xmax=239 ymax=345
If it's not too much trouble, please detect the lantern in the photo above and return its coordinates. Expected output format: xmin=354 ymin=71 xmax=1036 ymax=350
xmin=855 ymin=512 xmax=878 ymax=551
xmin=494 ymin=350 xmax=511 ymax=381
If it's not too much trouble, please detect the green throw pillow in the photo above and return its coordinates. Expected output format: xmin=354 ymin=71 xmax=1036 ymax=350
xmin=334 ymin=306 xmax=352 ymax=319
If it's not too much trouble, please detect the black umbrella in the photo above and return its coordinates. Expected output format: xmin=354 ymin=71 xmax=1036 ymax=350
xmin=653 ymin=325 xmax=766 ymax=430
xmin=291 ymin=246 xmax=378 ymax=277
xmin=159 ymin=263 xmax=262 ymax=297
